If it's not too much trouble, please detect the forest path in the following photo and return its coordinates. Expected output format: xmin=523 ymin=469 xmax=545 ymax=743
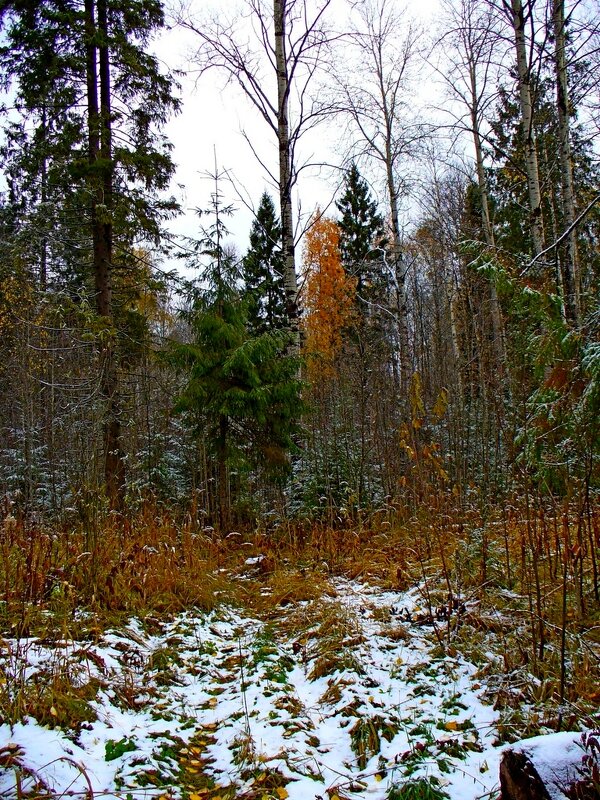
xmin=0 ymin=579 xmax=502 ymax=800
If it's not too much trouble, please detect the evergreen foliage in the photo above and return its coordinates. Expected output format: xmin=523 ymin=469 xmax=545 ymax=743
xmin=242 ymin=192 xmax=288 ymax=334
xmin=169 ymin=189 xmax=302 ymax=528
xmin=336 ymin=163 xmax=386 ymax=309
xmin=0 ymin=0 xmax=180 ymax=293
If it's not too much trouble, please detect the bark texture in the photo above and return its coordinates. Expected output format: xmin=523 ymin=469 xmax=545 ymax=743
xmin=509 ymin=0 xmax=545 ymax=256
xmin=274 ymin=0 xmax=300 ymax=352
xmin=500 ymin=750 xmax=553 ymax=800
xmin=85 ymin=0 xmax=124 ymax=505
xmin=553 ymin=0 xmax=580 ymax=325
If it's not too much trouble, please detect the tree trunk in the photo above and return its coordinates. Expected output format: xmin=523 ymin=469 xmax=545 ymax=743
xmin=40 ymin=105 xmax=48 ymax=292
xmin=217 ymin=414 xmax=230 ymax=532
xmin=469 ymin=64 xmax=505 ymax=368
xmin=385 ymin=154 xmax=411 ymax=401
xmin=274 ymin=0 xmax=299 ymax=352
xmin=500 ymin=749 xmax=552 ymax=800
xmin=85 ymin=0 xmax=124 ymax=506
xmin=510 ymin=0 xmax=545 ymax=256
xmin=553 ymin=0 xmax=580 ymax=326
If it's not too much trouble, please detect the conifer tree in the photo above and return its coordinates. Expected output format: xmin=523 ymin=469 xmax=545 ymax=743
xmin=336 ymin=164 xmax=386 ymax=312
xmin=0 ymin=0 xmax=179 ymax=504
xmin=242 ymin=193 xmax=288 ymax=335
xmin=170 ymin=181 xmax=302 ymax=531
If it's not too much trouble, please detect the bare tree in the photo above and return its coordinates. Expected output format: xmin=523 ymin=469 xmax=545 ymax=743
xmin=329 ymin=0 xmax=426 ymax=397
xmin=433 ymin=0 xmax=506 ymax=363
xmin=496 ymin=0 xmax=547 ymax=256
xmin=179 ymin=0 xmax=335 ymax=347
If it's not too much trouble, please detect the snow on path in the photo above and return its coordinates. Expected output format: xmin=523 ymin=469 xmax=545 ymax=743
xmin=0 ymin=579 xmax=505 ymax=799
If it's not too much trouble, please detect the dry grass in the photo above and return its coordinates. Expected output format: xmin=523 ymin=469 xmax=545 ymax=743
xmin=1 ymin=496 xmax=600 ymax=728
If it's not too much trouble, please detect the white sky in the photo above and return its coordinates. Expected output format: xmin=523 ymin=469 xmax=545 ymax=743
xmin=152 ymin=0 xmax=445 ymax=267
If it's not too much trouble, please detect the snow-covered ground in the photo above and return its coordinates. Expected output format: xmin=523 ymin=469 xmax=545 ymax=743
xmin=0 ymin=579 xmax=536 ymax=799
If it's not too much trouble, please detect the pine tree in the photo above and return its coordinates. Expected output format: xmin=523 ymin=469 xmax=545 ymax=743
xmin=242 ymin=193 xmax=288 ymax=335
xmin=336 ymin=164 xmax=386 ymax=311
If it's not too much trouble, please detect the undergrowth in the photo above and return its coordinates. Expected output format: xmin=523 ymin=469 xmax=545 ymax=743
xmin=1 ymin=497 xmax=600 ymax=739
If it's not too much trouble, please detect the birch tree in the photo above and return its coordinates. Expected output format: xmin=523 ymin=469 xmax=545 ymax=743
xmin=330 ymin=0 xmax=424 ymax=397
xmin=435 ymin=0 xmax=506 ymax=363
xmin=180 ymin=0 xmax=335 ymax=348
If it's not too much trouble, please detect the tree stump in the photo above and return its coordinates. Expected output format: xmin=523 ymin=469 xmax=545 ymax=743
xmin=499 ymin=732 xmax=593 ymax=800
xmin=500 ymin=749 xmax=553 ymax=800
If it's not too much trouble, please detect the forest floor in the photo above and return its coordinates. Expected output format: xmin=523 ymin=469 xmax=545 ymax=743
xmin=1 ymin=518 xmax=599 ymax=800
xmin=1 ymin=575 xmax=502 ymax=800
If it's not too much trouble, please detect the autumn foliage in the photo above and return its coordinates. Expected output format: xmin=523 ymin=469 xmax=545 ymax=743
xmin=302 ymin=213 xmax=356 ymax=377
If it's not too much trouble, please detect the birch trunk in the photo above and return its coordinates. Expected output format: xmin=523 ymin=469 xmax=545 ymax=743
xmin=553 ymin=0 xmax=580 ymax=325
xmin=386 ymin=156 xmax=411 ymax=400
xmin=274 ymin=0 xmax=300 ymax=352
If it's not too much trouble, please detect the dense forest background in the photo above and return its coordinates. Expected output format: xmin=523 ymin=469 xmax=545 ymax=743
xmin=1 ymin=2 xmax=600 ymax=788
xmin=1 ymin=0 xmax=598 ymax=524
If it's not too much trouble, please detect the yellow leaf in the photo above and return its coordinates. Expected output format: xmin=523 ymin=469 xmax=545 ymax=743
xmin=208 ymin=697 xmax=218 ymax=708
xmin=276 ymin=788 xmax=289 ymax=799
xmin=374 ymin=774 xmax=383 ymax=782
xmin=50 ymin=706 xmax=58 ymax=717
xmin=189 ymin=794 xmax=204 ymax=800
xmin=445 ymin=721 xmax=459 ymax=731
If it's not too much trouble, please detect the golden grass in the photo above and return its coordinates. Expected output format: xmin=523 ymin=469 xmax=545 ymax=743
xmin=1 ymin=496 xmax=600 ymax=718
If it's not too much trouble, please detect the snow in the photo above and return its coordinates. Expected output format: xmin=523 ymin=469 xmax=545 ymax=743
xmin=0 ymin=578 xmax=549 ymax=800
xmin=507 ymin=731 xmax=586 ymax=800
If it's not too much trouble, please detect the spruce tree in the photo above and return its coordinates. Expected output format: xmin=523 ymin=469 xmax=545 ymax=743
xmin=242 ymin=193 xmax=288 ymax=334
xmin=170 ymin=185 xmax=301 ymax=531
xmin=336 ymin=164 xmax=386 ymax=310
xmin=0 ymin=0 xmax=180 ymax=503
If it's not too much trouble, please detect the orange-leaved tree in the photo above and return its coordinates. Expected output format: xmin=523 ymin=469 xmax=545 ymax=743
xmin=302 ymin=213 xmax=356 ymax=378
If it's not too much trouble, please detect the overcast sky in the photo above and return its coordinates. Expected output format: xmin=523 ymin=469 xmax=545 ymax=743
xmin=153 ymin=0 xmax=443 ymax=268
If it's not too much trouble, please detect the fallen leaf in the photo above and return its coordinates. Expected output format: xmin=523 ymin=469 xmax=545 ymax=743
xmin=445 ymin=721 xmax=459 ymax=731
xmin=276 ymin=788 xmax=289 ymax=799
